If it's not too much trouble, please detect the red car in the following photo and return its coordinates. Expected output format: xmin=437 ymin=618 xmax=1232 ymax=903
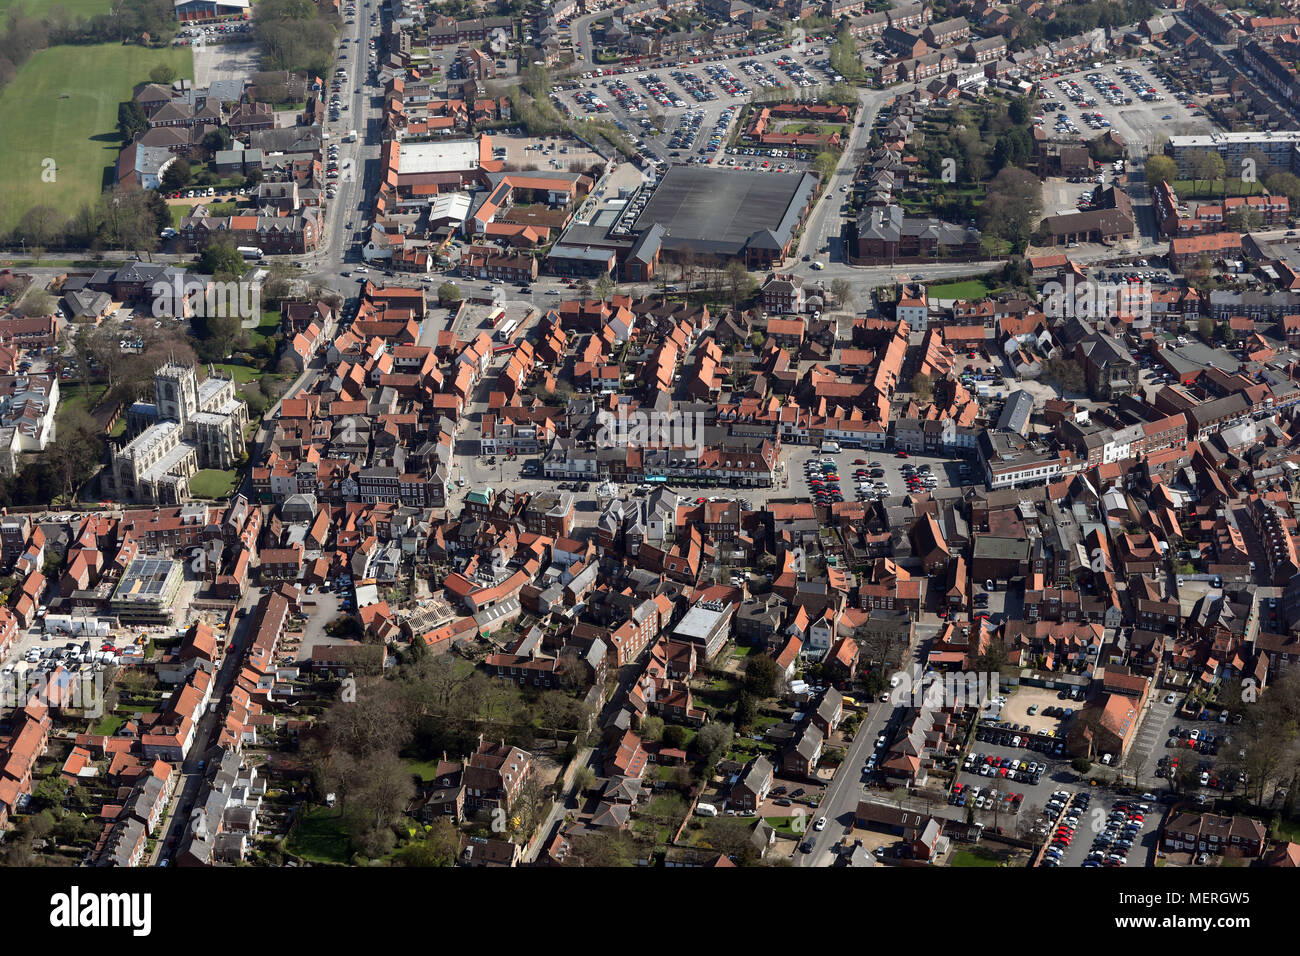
xmin=897 ymin=451 xmax=909 ymax=458
xmin=695 ymin=497 xmax=706 ymax=504
xmin=853 ymin=458 xmax=866 ymax=465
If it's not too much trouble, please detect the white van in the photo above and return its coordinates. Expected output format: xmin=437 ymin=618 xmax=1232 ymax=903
xmin=695 ymin=802 xmax=718 ymax=817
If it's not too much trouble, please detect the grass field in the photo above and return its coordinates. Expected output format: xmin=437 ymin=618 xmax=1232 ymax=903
xmin=0 ymin=43 xmax=193 ymax=233
xmin=0 ymin=0 xmax=112 ymax=16
xmin=190 ymin=468 xmax=238 ymax=499
xmin=926 ymin=279 xmax=992 ymax=300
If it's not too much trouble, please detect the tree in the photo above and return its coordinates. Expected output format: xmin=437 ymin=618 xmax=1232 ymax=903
xmin=1226 ymin=206 xmax=1263 ymax=233
xmin=117 ymin=100 xmax=147 ymax=142
xmin=725 ymin=259 xmax=753 ymax=307
xmin=202 ymin=128 xmax=232 ymax=155
xmin=567 ymin=830 xmax=636 ymax=866
xmin=663 ymin=723 xmax=689 ymax=749
xmin=1008 ymin=95 xmax=1032 ymax=127
xmin=1144 ymin=154 xmax=1177 ymax=188
xmin=1197 ymin=315 xmax=1214 ymax=342
xmin=641 ymin=716 xmax=665 ymax=743
xmin=1041 ymin=356 xmax=1085 ymax=395
xmin=911 ymin=372 xmax=933 ymax=403
xmin=149 ymin=63 xmax=177 ymax=85
xmin=97 ymin=187 xmax=164 ymax=257
xmin=812 ymin=151 xmax=839 ymax=183
xmin=14 ymin=288 xmax=55 ymax=318
xmin=1265 ymin=171 xmax=1300 ymax=207
xmin=828 ymin=22 xmax=863 ymax=81
xmin=45 ymin=407 xmax=102 ymax=505
xmin=734 ymin=691 xmax=757 ymax=731
xmin=198 ymin=241 xmax=247 ymax=277
xmin=348 ymin=751 xmax=415 ymax=846
xmin=981 ymin=167 xmax=1043 ymax=252
xmin=573 ymin=766 xmax=597 ymax=793
xmin=161 ymin=158 xmax=191 ymax=193
xmin=593 ymin=273 xmax=614 ymax=300
xmin=436 ymin=282 xmax=461 ymax=305
xmin=394 ymin=818 xmax=459 ymax=866
xmin=830 ymin=278 xmax=853 ymax=311
xmin=16 ymin=205 xmax=62 ymax=251
xmin=1188 ymin=149 xmax=1224 ymax=196
xmin=970 ymin=638 xmax=1010 ymax=675
xmin=744 ymin=654 xmax=779 ymax=697
xmin=694 ymin=721 xmax=734 ymax=765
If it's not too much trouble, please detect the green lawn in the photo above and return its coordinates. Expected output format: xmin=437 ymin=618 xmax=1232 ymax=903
xmin=190 ymin=469 xmax=238 ymax=499
xmin=1170 ymin=179 xmax=1265 ymax=199
xmin=951 ymin=845 xmax=1012 ymax=867
xmin=210 ymin=363 xmax=263 ymax=383
xmin=247 ymin=310 xmax=283 ymax=349
xmin=0 ymin=43 xmax=194 ymax=233
xmin=169 ymin=204 xmax=194 ymax=228
xmin=0 ymin=0 xmax=112 ymax=15
xmin=404 ymin=758 xmax=449 ymax=782
xmin=766 ymin=815 xmax=811 ymax=838
xmin=286 ymin=806 xmax=351 ymax=864
xmin=91 ymin=713 xmax=125 ymax=736
xmin=59 ymin=381 xmax=107 ymax=417
xmin=926 ymin=279 xmax=992 ymax=300
xmin=1272 ymin=818 xmax=1300 ymax=842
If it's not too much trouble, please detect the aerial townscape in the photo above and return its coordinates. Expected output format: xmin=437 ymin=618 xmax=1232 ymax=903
xmin=0 ymin=0 xmax=1299 ymax=896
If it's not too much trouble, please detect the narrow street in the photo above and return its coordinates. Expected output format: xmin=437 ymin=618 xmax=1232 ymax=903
xmin=150 ymin=588 xmax=261 ymax=865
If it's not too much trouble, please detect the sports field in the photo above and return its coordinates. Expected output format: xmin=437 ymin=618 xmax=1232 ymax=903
xmin=0 ymin=42 xmax=193 ymax=233
xmin=0 ymin=0 xmax=112 ymax=18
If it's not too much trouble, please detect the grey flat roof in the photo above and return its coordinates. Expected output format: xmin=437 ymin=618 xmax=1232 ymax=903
xmin=548 ymin=244 xmax=616 ymax=263
xmin=633 ymin=166 xmax=814 ymax=256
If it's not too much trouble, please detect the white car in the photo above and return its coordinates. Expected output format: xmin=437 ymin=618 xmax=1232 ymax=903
xmin=813 ymin=817 xmax=827 ymax=831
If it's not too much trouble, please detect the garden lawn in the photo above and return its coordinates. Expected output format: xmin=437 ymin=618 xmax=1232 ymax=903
xmin=0 ymin=43 xmax=193 ymax=233
xmin=286 ymin=806 xmax=351 ymax=864
xmin=59 ymin=381 xmax=107 ymax=417
xmin=189 ymin=469 xmax=238 ymax=499
xmin=926 ymin=279 xmax=992 ymax=300
xmin=951 ymin=845 xmax=1010 ymax=867
xmin=210 ymin=363 xmax=263 ymax=383
xmin=247 ymin=310 xmax=283 ymax=349
xmin=404 ymin=758 xmax=447 ymax=782
xmin=91 ymin=713 xmax=125 ymax=736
